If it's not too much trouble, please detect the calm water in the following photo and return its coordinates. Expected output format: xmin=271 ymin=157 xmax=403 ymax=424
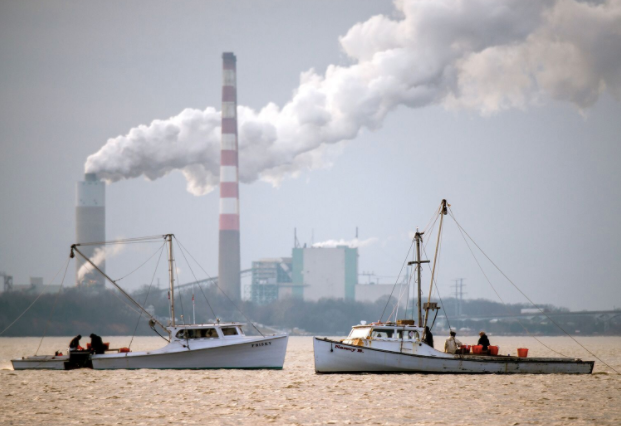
xmin=1 ymin=335 xmax=620 ymax=425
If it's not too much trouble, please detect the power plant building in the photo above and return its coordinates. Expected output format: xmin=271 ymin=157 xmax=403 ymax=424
xmin=292 ymin=246 xmax=357 ymax=302
xmin=249 ymin=244 xmax=407 ymax=304
xmin=75 ymin=172 xmax=105 ymax=287
xmin=250 ymin=258 xmax=295 ymax=304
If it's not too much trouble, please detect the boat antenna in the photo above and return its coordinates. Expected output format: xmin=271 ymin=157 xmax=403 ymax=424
xmin=166 ymin=234 xmax=176 ymax=327
xmin=70 ymin=243 xmax=167 ymax=332
xmin=423 ymin=199 xmax=447 ymax=330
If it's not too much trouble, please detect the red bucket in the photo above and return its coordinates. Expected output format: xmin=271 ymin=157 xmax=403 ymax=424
xmin=461 ymin=345 xmax=471 ymax=354
xmin=517 ymin=348 xmax=529 ymax=358
xmin=489 ymin=345 xmax=499 ymax=356
xmin=472 ymin=345 xmax=483 ymax=354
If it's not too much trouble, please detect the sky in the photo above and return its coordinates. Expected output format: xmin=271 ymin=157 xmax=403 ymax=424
xmin=1 ymin=0 xmax=620 ymax=311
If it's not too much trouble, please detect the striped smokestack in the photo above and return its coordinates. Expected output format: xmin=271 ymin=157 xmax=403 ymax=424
xmin=218 ymin=52 xmax=241 ymax=300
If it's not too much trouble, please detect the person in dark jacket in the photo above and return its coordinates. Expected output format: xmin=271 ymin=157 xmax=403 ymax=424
xmin=69 ymin=334 xmax=82 ymax=351
xmin=423 ymin=326 xmax=434 ymax=348
xmin=478 ymin=331 xmax=491 ymax=351
xmin=89 ymin=333 xmax=106 ymax=354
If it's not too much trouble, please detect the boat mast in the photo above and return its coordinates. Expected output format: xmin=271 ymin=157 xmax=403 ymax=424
xmin=407 ymin=228 xmax=429 ymax=327
xmin=167 ymin=234 xmax=176 ymax=327
xmin=415 ymin=230 xmax=424 ymax=326
xmin=423 ymin=199 xmax=447 ymax=330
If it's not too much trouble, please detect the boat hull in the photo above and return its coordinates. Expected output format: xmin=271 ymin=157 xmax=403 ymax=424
xmin=12 ymin=355 xmax=69 ymax=370
xmin=313 ymin=338 xmax=594 ymax=374
xmin=92 ymin=335 xmax=288 ymax=370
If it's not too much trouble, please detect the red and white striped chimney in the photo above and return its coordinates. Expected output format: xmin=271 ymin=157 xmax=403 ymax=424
xmin=218 ymin=52 xmax=241 ymax=300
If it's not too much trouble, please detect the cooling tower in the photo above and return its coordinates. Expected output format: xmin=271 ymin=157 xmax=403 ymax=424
xmin=75 ymin=172 xmax=105 ymax=287
xmin=218 ymin=52 xmax=241 ymax=300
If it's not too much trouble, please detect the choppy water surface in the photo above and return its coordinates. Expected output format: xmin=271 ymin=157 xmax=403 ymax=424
xmin=1 ymin=335 xmax=620 ymax=425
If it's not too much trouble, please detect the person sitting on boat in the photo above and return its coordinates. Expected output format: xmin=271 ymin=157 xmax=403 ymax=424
xmin=423 ymin=326 xmax=434 ymax=348
xmin=444 ymin=330 xmax=462 ymax=354
xmin=69 ymin=334 xmax=83 ymax=351
xmin=89 ymin=333 xmax=106 ymax=355
xmin=478 ymin=331 xmax=490 ymax=352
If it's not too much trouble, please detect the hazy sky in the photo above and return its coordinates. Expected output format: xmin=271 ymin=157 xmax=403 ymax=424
xmin=1 ymin=0 xmax=620 ymax=311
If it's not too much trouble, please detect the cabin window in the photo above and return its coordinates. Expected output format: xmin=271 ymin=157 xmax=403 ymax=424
xmin=221 ymin=327 xmax=238 ymax=336
xmin=348 ymin=327 xmax=371 ymax=339
xmin=398 ymin=330 xmax=419 ymax=340
xmin=372 ymin=329 xmax=394 ymax=339
xmin=200 ymin=328 xmax=219 ymax=338
xmin=176 ymin=328 xmax=219 ymax=339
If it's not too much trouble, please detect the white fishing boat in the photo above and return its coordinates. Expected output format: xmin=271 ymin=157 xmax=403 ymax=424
xmin=91 ymin=322 xmax=287 ymax=370
xmin=11 ymin=354 xmax=70 ymax=370
xmin=12 ymin=234 xmax=288 ymax=370
xmin=12 ymin=350 xmax=92 ymax=371
xmin=314 ymin=324 xmax=594 ymax=374
xmin=313 ymin=200 xmax=595 ymax=374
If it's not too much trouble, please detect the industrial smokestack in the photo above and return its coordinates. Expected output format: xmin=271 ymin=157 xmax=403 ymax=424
xmin=218 ymin=52 xmax=241 ymax=300
xmin=75 ymin=173 xmax=106 ymax=287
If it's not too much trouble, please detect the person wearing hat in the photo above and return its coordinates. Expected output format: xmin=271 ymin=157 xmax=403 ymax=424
xmin=444 ymin=330 xmax=462 ymax=354
xmin=478 ymin=331 xmax=490 ymax=352
xmin=69 ymin=334 xmax=82 ymax=351
xmin=89 ymin=333 xmax=106 ymax=354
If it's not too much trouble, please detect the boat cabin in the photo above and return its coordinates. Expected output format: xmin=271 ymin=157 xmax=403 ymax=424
xmin=169 ymin=323 xmax=245 ymax=342
xmin=343 ymin=323 xmax=424 ymax=345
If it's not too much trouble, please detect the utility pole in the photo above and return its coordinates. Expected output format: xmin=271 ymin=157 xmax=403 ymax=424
xmin=451 ymin=278 xmax=466 ymax=317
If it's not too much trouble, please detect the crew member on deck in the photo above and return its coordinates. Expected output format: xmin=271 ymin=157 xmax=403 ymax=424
xmin=69 ymin=334 xmax=82 ymax=351
xmin=478 ymin=331 xmax=491 ymax=352
xmin=89 ymin=333 xmax=106 ymax=355
xmin=423 ymin=326 xmax=434 ymax=348
xmin=444 ymin=330 xmax=462 ymax=354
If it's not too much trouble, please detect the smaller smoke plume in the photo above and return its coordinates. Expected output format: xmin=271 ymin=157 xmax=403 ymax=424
xmin=77 ymin=245 xmax=123 ymax=283
xmin=312 ymin=238 xmax=378 ymax=249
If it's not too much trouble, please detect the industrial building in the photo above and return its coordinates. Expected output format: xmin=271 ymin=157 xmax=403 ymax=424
xmin=292 ymin=246 xmax=358 ymax=301
xmin=249 ymin=258 xmax=295 ymax=303
xmin=249 ymin=244 xmax=409 ymax=305
xmin=75 ymin=172 xmax=105 ymax=287
xmin=0 ymin=276 xmax=62 ymax=294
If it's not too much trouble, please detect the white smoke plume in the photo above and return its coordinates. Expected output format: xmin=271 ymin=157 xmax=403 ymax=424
xmin=85 ymin=0 xmax=621 ymax=195
xmin=312 ymin=238 xmax=379 ymax=249
xmin=77 ymin=245 xmax=124 ymax=283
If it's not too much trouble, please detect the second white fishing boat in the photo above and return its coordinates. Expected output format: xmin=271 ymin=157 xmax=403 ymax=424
xmin=313 ymin=200 xmax=594 ymax=374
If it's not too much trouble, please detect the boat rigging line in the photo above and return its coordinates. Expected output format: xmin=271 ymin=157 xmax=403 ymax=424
xmin=172 ymin=236 xmax=265 ymax=337
xmin=448 ymin=206 xmax=620 ymax=375
xmin=0 ymin=257 xmax=71 ymax=337
xmin=115 ymin=241 xmax=167 ymax=283
xmin=378 ymin=203 xmax=443 ymax=324
xmin=173 ymin=238 xmax=217 ymax=319
xmin=70 ymin=243 xmax=167 ymax=333
xmin=34 ymin=258 xmax=71 ymax=355
xmin=128 ymin=242 xmax=167 ymax=349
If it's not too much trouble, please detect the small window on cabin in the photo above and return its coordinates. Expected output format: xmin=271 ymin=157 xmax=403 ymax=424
xmin=372 ymin=329 xmax=394 ymax=339
xmin=398 ymin=330 xmax=419 ymax=340
xmin=221 ymin=327 xmax=238 ymax=336
xmin=204 ymin=328 xmax=219 ymax=338
xmin=348 ymin=327 xmax=371 ymax=339
xmin=176 ymin=330 xmax=186 ymax=339
xmin=187 ymin=329 xmax=196 ymax=339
